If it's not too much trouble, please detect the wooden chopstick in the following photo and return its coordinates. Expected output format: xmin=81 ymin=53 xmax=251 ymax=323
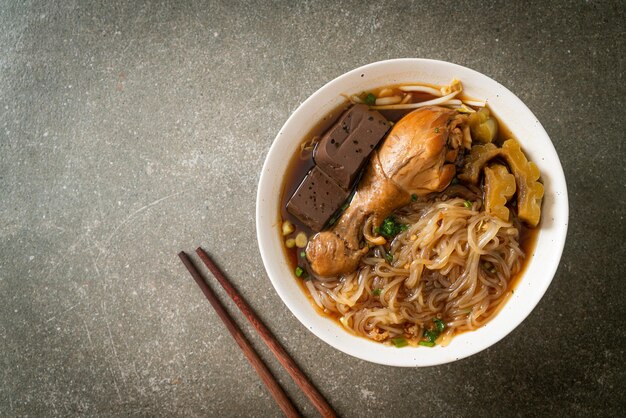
xmin=178 ymin=251 xmax=300 ymax=418
xmin=195 ymin=247 xmax=338 ymax=418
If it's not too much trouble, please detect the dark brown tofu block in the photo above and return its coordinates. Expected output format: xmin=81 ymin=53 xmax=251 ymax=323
xmin=314 ymin=104 xmax=390 ymax=189
xmin=286 ymin=166 xmax=349 ymax=231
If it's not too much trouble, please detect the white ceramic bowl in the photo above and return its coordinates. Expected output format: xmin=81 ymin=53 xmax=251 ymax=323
xmin=256 ymin=59 xmax=568 ymax=367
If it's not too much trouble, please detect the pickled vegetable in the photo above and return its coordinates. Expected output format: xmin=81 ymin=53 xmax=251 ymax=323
xmin=501 ymin=139 xmax=544 ymax=227
xmin=459 ymin=142 xmax=500 ymax=184
xmin=484 ymin=164 xmax=516 ymax=221
xmin=460 ymin=138 xmax=544 ymax=227
xmin=468 ymin=108 xmax=498 ymax=143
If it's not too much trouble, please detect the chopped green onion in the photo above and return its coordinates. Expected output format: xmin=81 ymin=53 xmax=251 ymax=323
xmin=418 ymin=341 xmax=435 ymax=347
xmin=295 ymin=266 xmax=304 ymax=277
xmin=364 ymin=93 xmax=376 ymax=105
xmin=372 ymin=288 xmax=382 ymax=296
xmin=424 ymin=329 xmax=439 ymax=343
xmin=385 ymin=252 xmax=393 ymax=263
xmin=463 ymin=200 xmax=472 ymax=209
xmin=391 ymin=337 xmax=408 ymax=348
xmin=300 ymin=251 xmax=306 ymax=258
xmin=379 ymin=217 xmax=396 ymax=238
xmin=434 ymin=127 xmax=440 ymax=133
xmin=378 ymin=216 xmax=407 ymax=239
xmin=411 ymin=194 xmax=418 ymax=201
xmin=434 ymin=318 xmax=445 ymax=333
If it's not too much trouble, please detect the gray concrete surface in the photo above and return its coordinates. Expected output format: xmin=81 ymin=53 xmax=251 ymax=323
xmin=1 ymin=0 xmax=624 ymax=416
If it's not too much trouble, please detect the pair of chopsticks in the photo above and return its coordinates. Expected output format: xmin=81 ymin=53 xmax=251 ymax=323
xmin=178 ymin=248 xmax=337 ymax=418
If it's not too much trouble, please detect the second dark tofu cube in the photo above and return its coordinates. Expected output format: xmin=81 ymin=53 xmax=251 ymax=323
xmin=286 ymin=166 xmax=349 ymax=231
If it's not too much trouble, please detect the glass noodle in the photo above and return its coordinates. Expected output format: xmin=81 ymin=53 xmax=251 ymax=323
xmin=304 ymin=196 xmax=525 ymax=346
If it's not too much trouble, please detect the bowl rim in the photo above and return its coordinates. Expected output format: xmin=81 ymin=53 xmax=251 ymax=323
xmin=256 ymin=58 xmax=569 ymax=367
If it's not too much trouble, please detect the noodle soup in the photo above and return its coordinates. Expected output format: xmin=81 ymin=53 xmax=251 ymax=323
xmin=279 ymin=80 xmax=541 ymax=348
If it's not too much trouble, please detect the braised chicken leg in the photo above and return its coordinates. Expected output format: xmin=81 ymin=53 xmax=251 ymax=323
xmin=306 ymin=106 xmax=465 ymax=277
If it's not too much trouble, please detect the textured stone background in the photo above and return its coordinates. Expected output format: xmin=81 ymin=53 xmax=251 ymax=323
xmin=1 ymin=0 xmax=624 ymax=416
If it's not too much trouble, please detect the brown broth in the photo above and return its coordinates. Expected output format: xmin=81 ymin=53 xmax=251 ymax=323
xmin=278 ymin=102 xmax=351 ymax=273
xmin=278 ymin=91 xmax=541 ymax=336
